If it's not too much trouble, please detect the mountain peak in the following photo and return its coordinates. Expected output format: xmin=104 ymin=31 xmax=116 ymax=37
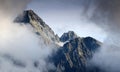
xmin=60 ymin=31 xmax=78 ymax=42
xmin=15 ymin=10 xmax=45 ymax=24
xmin=82 ymin=37 xmax=101 ymax=51
xmin=15 ymin=10 xmax=59 ymax=44
xmin=51 ymin=36 xmax=101 ymax=72
xmin=13 ymin=10 xmax=103 ymax=72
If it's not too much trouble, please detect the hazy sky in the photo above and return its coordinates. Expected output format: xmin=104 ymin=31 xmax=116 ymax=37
xmin=0 ymin=0 xmax=120 ymax=72
xmin=27 ymin=0 xmax=107 ymax=42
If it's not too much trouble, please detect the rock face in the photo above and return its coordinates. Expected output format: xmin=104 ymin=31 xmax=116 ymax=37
xmin=51 ymin=36 xmax=102 ymax=72
xmin=15 ymin=10 xmax=59 ymax=44
xmin=60 ymin=31 xmax=78 ymax=42
xmin=15 ymin=10 xmax=102 ymax=72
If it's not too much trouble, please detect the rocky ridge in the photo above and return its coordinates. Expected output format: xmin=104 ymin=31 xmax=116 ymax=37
xmin=15 ymin=10 xmax=59 ymax=44
xmin=15 ymin=10 xmax=102 ymax=72
xmin=51 ymin=33 xmax=101 ymax=72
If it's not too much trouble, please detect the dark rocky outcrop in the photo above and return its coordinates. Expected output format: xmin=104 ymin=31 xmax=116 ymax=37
xmin=60 ymin=31 xmax=78 ymax=42
xmin=14 ymin=10 xmax=103 ymax=72
xmin=51 ymin=36 xmax=102 ymax=72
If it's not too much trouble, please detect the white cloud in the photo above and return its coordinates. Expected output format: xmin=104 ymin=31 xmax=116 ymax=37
xmin=0 ymin=0 xmax=57 ymax=72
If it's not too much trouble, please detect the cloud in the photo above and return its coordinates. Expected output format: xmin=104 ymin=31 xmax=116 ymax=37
xmin=0 ymin=0 xmax=31 ymax=16
xmin=0 ymin=0 xmax=57 ymax=72
xmin=80 ymin=0 xmax=120 ymax=72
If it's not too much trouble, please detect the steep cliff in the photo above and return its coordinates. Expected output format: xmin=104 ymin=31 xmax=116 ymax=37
xmin=51 ymin=32 xmax=102 ymax=72
xmin=15 ymin=10 xmax=59 ymax=44
xmin=14 ymin=10 xmax=103 ymax=72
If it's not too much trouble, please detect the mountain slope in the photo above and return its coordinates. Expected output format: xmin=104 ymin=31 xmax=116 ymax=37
xmin=15 ymin=10 xmax=59 ymax=44
xmin=51 ymin=35 xmax=101 ymax=72
xmin=14 ymin=10 xmax=103 ymax=72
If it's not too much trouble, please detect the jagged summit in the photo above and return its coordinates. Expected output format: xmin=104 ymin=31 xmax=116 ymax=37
xmin=82 ymin=37 xmax=101 ymax=51
xmin=15 ymin=10 xmax=44 ymax=23
xmin=14 ymin=10 xmax=102 ymax=72
xmin=15 ymin=10 xmax=59 ymax=43
xmin=60 ymin=31 xmax=78 ymax=42
xmin=51 ymin=36 xmax=101 ymax=72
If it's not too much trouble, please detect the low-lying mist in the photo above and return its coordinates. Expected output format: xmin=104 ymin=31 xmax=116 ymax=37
xmin=1 ymin=0 xmax=120 ymax=72
xmin=0 ymin=0 xmax=57 ymax=72
xmin=81 ymin=0 xmax=120 ymax=72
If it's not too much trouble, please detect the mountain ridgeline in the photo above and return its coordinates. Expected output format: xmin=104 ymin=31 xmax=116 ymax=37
xmin=15 ymin=10 xmax=102 ymax=72
xmin=15 ymin=10 xmax=59 ymax=44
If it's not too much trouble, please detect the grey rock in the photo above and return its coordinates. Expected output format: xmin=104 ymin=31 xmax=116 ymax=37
xmin=14 ymin=10 xmax=103 ymax=72
xmin=51 ymin=36 xmax=102 ymax=72
xmin=15 ymin=10 xmax=59 ymax=44
xmin=60 ymin=31 xmax=78 ymax=42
